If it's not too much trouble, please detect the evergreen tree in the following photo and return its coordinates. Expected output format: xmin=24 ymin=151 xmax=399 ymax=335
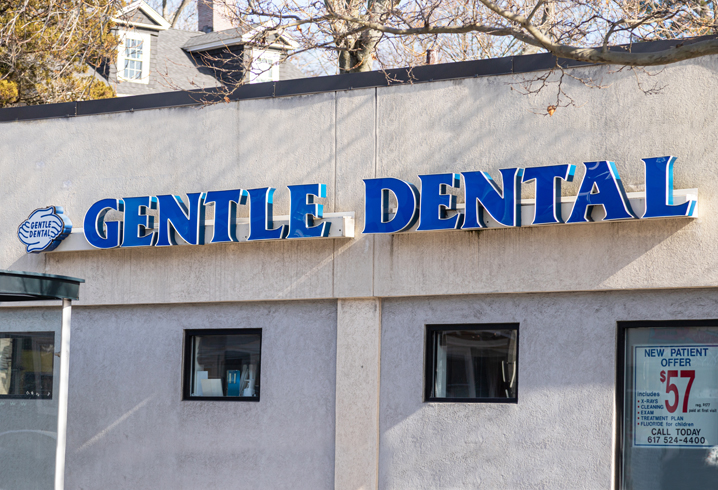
xmin=0 ymin=0 xmax=119 ymax=107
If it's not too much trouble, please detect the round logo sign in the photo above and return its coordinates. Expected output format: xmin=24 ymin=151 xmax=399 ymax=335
xmin=17 ymin=206 xmax=72 ymax=253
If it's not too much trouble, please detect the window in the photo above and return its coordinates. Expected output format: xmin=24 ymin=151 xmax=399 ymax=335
xmin=0 ymin=332 xmax=54 ymax=399
xmin=183 ymin=329 xmax=261 ymax=401
xmin=116 ymin=30 xmax=151 ymax=84
xmin=123 ymin=39 xmax=144 ymax=80
xmin=617 ymin=320 xmax=718 ymax=490
xmin=425 ymin=324 xmax=518 ymax=403
xmin=248 ymin=48 xmax=280 ymax=84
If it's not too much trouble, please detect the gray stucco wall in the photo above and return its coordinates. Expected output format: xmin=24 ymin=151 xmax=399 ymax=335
xmin=2 ymin=53 xmax=718 ymax=489
xmin=378 ymin=289 xmax=718 ymax=490
xmin=1 ymin=55 xmax=717 ymax=304
xmin=62 ymin=300 xmax=337 ymax=489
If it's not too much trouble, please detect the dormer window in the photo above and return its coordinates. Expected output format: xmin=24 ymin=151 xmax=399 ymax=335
xmin=117 ymin=30 xmax=151 ymax=84
xmin=248 ymin=48 xmax=281 ymax=83
xmin=124 ymin=39 xmax=144 ymax=80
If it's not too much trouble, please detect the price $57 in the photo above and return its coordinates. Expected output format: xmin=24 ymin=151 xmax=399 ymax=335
xmin=659 ymin=369 xmax=695 ymax=414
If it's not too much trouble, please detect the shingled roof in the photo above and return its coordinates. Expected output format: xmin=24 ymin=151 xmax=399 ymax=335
xmin=107 ymin=1 xmax=304 ymax=97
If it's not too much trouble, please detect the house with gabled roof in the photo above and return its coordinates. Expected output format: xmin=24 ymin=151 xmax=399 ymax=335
xmin=100 ymin=0 xmax=303 ymax=97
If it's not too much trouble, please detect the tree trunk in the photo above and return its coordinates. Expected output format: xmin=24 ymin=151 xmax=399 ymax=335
xmin=338 ymin=50 xmax=373 ymax=73
xmin=338 ymin=30 xmax=380 ymax=73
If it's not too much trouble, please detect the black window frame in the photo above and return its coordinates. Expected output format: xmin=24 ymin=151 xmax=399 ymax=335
xmin=424 ymin=323 xmax=519 ymax=404
xmin=0 ymin=331 xmax=55 ymax=400
xmin=615 ymin=319 xmax=718 ymax=489
xmin=182 ymin=328 xmax=262 ymax=402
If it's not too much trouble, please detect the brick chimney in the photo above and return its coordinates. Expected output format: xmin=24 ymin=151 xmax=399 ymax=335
xmin=198 ymin=0 xmax=234 ymax=33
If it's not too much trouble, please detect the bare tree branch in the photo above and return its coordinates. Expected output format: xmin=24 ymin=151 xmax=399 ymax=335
xmin=170 ymin=0 xmax=193 ymax=27
xmin=217 ymin=0 xmax=718 ymax=75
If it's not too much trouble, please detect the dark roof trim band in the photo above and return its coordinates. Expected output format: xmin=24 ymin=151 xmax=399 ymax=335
xmin=0 ymin=36 xmax=711 ymax=123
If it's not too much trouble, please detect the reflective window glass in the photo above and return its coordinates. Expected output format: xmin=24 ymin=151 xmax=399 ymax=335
xmin=123 ymin=39 xmax=143 ymax=80
xmin=184 ymin=329 xmax=261 ymax=401
xmin=0 ymin=332 xmax=54 ymax=399
xmin=425 ymin=324 xmax=518 ymax=402
xmin=620 ymin=323 xmax=718 ymax=489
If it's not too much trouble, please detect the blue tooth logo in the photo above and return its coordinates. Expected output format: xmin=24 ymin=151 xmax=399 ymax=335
xmin=17 ymin=206 xmax=72 ymax=253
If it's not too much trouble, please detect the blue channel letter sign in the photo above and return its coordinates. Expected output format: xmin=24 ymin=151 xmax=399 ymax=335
xmin=80 ymin=184 xmax=330 ymax=250
xmin=16 ymin=155 xmax=698 ymax=253
xmin=363 ymin=156 xmax=696 ymax=233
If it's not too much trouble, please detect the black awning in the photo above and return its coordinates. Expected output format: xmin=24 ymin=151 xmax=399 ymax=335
xmin=0 ymin=270 xmax=84 ymax=302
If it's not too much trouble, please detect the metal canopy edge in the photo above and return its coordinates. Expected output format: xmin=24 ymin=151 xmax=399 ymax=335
xmin=0 ymin=270 xmax=84 ymax=302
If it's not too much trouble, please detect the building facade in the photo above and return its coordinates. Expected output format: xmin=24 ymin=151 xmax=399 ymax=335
xmin=1 ymin=39 xmax=717 ymax=489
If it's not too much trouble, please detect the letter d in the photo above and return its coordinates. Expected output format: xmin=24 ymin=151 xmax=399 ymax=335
xmin=363 ymin=178 xmax=419 ymax=234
